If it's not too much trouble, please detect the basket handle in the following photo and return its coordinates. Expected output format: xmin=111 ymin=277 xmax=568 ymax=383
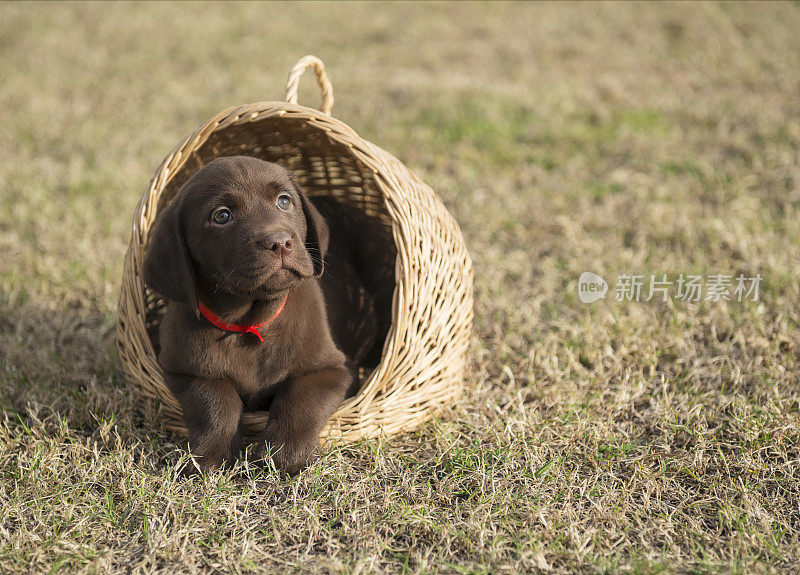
xmin=284 ymin=55 xmax=334 ymax=115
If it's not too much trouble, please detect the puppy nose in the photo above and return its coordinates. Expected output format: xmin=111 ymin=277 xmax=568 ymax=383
xmin=262 ymin=231 xmax=293 ymax=254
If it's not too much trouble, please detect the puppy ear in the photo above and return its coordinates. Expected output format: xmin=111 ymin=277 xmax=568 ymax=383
xmin=142 ymin=196 xmax=199 ymax=312
xmin=294 ymin=181 xmax=329 ymax=278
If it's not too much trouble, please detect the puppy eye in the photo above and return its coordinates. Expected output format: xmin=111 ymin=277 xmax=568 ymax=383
xmin=212 ymin=207 xmax=232 ymax=225
xmin=276 ymin=194 xmax=293 ymax=211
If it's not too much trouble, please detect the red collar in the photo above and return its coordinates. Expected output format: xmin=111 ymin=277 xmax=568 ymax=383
xmin=197 ymin=295 xmax=288 ymax=343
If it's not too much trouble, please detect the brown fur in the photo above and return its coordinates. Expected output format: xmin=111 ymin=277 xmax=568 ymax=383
xmin=142 ymin=156 xmax=394 ymax=475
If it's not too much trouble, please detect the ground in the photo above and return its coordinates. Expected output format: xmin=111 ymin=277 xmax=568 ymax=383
xmin=1 ymin=2 xmax=799 ymax=573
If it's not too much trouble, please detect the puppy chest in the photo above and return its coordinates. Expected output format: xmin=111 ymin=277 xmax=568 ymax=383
xmin=216 ymin=342 xmax=292 ymax=404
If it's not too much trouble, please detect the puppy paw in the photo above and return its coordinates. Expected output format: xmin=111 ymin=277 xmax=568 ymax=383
xmin=179 ymin=431 xmax=242 ymax=475
xmin=253 ymin=431 xmax=319 ymax=476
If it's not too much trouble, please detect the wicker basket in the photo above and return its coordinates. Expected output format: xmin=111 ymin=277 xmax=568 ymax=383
xmin=116 ymin=55 xmax=474 ymax=443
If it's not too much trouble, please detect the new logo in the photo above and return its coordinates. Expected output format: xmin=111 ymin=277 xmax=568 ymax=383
xmin=578 ymin=272 xmax=608 ymax=303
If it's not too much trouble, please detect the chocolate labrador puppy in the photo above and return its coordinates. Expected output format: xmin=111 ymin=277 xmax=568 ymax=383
xmin=142 ymin=156 xmax=393 ymax=475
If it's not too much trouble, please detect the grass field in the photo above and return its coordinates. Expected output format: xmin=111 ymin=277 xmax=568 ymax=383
xmin=1 ymin=2 xmax=799 ymax=573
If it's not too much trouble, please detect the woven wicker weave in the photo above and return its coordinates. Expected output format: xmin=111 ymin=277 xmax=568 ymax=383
xmin=116 ymin=56 xmax=473 ymax=443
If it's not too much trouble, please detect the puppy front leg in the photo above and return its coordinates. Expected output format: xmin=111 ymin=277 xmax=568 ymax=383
xmin=167 ymin=374 xmax=244 ymax=472
xmin=257 ymin=365 xmax=352 ymax=475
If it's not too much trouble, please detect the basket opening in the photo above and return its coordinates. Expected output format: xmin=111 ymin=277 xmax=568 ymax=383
xmin=145 ymin=116 xmax=398 ymax=391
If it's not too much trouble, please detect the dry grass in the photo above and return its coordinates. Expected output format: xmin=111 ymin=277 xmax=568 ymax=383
xmin=1 ymin=1 xmax=799 ymax=573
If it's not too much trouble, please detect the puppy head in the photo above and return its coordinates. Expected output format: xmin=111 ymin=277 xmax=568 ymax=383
xmin=142 ymin=156 xmax=328 ymax=310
